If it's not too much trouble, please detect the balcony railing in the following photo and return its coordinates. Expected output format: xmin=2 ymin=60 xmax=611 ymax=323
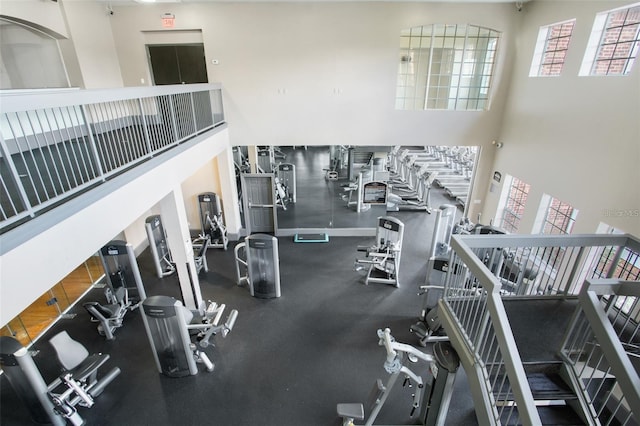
xmin=0 ymin=83 xmax=225 ymax=233
xmin=439 ymin=233 xmax=640 ymax=425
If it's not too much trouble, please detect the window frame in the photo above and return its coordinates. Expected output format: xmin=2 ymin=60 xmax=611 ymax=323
xmin=579 ymin=3 xmax=640 ymax=76
xmin=529 ymin=19 xmax=576 ymax=77
xmin=497 ymin=175 xmax=530 ymax=233
xmin=396 ymin=24 xmax=501 ymax=111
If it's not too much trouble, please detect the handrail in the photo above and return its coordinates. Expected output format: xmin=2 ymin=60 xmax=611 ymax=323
xmin=446 ymin=235 xmax=541 ymax=425
xmin=0 ymin=84 xmax=225 ymax=233
xmin=440 ymin=233 xmax=640 ymax=425
xmin=0 ymin=83 xmax=222 ymax=113
xmin=560 ymin=278 xmax=640 ymax=424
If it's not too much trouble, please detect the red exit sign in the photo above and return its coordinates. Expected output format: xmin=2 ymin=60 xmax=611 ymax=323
xmin=162 ymin=13 xmax=175 ymax=28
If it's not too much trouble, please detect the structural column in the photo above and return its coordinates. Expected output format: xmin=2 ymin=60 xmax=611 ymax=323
xmin=217 ymin=146 xmax=242 ymax=238
xmin=247 ymin=145 xmax=259 ymax=173
xmin=159 ymin=187 xmax=203 ymax=310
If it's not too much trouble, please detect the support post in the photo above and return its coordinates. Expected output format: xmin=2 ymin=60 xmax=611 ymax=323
xmin=159 ymin=187 xmax=203 ymax=310
xmin=217 ymin=146 xmax=241 ymax=237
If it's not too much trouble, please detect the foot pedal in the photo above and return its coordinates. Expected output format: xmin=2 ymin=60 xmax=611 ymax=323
xmin=337 ymin=403 xmax=364 ymax=420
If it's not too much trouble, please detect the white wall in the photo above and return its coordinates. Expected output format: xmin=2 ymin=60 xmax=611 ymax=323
xmin=482 ymin=1 xmax=640 ymax=236
xmin=0 ymin=0 xmax=123 ymax=89
xmin=0 ymin=0 xmax=69 ymax=38
xmin=181 ymin=159 xmax=222 ymax=231
xmin=0 ymin=129 xmax=231 ymax=326
xmin=59 ymin=1 xmax=124 ymax=88
xmin=107 ymin=1 xmax=520 ymax=220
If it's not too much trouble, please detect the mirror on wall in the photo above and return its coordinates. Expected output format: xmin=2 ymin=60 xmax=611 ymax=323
xmin=232 ymin=145 xmax=477 ymax=231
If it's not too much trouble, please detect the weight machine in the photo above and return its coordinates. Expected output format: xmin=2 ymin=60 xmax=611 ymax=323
xmin=235 ymin=234 xmax=281 ymax=298
xmin=197 ymin=192 xmax=229 ymax=250
xmin=411 ymin=214 xmax=509 ymax=346
xmin=47 ymin=331 xmax=121 ymax=425
xmin=0 ymin=333 xmax=121 ymax=426
xmin=145 ymin=215 xmax=176 ymax=278
xmin=141 ymin=295 xmax=238 ymax=377
xmin=276 ymin=163 xmax=296 ymax=204
xmin=0 ymin=336 xmax=65 ymax=426
xmin=83 ymin=240 xmax=146 ymax=340
xmin=337 ymin=328 xmax=459 ymax=426
xmin=355 ymin=216 xmax=404 ymax=288
xmin=99 ymin=240 xmax=147 ymax=304
xmin=410 ymin=205 xmax=457 ymax=345
xmin=83 ymin=286 xmax=132 ymax=340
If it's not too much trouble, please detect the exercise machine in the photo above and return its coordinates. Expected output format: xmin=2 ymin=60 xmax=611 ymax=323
xmin=44 ymin=331 xmax=120 ymax=425
xmin=411 ymin=217 xmax=508 ymax=346
xmin=410 ymin=205 xmax=457 ymax=345
xmin=276 ymin=163 xmax=296 ymax=204
xmin=234 ymin=234 xmax=281 ymax=298
xmin=193 ymin=235 xmax=210 ymax=274
xmin=355 ymin=216 xmax=404 ymax=287
xmin=257 ymin=146 xmax=275 ymax=172
xmin=274 ymin=176 xmax=289 ymax=210
xmin=141 ymin=295 xmax=238 ymax=377
xmin=387 ymin=170 xmax=436 ymax=213
xmin=145 ymin=215 xmax=176 ymax=278
xmin=337 ymin=328 xmax=460 ymax=426
xmin=99 ymin=240 xmax=146 ymax=305
xmin=197 ymin=192 xmax=229 ymax=250
xmin=0 ymin=336 xmax=66 ymax=426
xmin=83 ymin=286 xmax=132 ymax=340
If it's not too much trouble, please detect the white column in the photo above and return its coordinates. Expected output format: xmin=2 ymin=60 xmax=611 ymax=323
xmin=159 ymin=187 xmax=203 ymax=310
xmin=217 ymin=147 xmax=241 ymax=237
xmin=247 ymin=145 xmax=259 ymax=173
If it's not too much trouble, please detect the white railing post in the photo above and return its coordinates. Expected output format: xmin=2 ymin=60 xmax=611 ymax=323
xmin=0 ymin=133 xmax=34 ymax=218
xmin=137 ymin=98 xmax=154 ymax=158
xmin=80 ymin=105 xmax=106 ymax=182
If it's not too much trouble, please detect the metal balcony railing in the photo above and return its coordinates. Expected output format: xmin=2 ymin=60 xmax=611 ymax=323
xmin=439 ymin=233 xmax=640 ymax=425
xmin=0 ymin=84 xmax=225 ymax=233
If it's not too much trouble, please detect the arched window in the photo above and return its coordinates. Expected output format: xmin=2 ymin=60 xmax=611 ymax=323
xmin=0 ymin=17 xmax=70 ymax=90
xmin=396 ymin=24 xmax=500 ymax=111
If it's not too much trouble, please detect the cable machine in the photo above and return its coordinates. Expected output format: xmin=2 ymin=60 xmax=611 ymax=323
xmin=145 ymin=215 xmax=176 ymax=278
xmin=337 ymin=328 xmax=460 ymax=426
xmin=197 ymin=192 xmax=229 ymax=250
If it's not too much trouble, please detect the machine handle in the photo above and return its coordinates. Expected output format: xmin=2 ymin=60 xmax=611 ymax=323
xmin=382 ymin=328 xmax=396 ymax=359
xmin=223 ymin=310 xmax=238 ymax=337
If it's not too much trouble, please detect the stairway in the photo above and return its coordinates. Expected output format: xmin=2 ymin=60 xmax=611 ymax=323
xmin=498 ymin=298 xmax=591 ymax=425
xmin=491 ymin=361 xmax=587 ymax=425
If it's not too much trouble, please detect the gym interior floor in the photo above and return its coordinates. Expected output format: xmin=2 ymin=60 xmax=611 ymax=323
xmin=0 ymin=146 xmax=479 ymax=425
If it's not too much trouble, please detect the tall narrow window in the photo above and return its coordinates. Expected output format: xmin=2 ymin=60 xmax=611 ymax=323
xmin=497 ymin=175 xmax=530 ymax=233
xmin=537 ymin=195 xmax=578 ymax=234
xmin=580 ymin=3 xmax=640 ymax=76
xmin=530 ymin=20 xmax=576 ymax=77
xmin=396 ymin=24 xmax=500 ymax=111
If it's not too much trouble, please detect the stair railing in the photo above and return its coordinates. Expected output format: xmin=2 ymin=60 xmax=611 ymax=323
xmin=440 ymin=235 xmax=541 ymax=425
xmin=560 ymin=278 xmax=640 ymax=425
xmin=439 ymin=233 xmax=640 ymax=425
